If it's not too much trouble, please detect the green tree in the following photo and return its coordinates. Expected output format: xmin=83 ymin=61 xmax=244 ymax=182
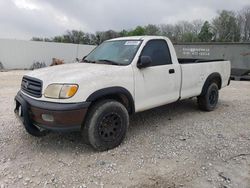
xmin=198 ymin=21 xmax=214 ymax=42
xmin=182 ymin=32 xmax=198 ymax=42
xmin=31 ymin=6 xmax=250 ymax=44
xmin=144 ymin=24 xmax=160 ymax=35
xmin=94 ymin=30 xmax=119 ymax=44
xmin=31 ymin=37 xmax=44 ymax=41
xmin=212 ymin=10 xmax=241 ymax=42
xmin=159 ymin=24 xmax=175 ymax=41
xmin=53 ymin=36 xmax=64 ymax=43
xmin=119 ymin=29 xmax=129 ymax=37
xmin=238 ymin=6 xmax=250 ymax=42
xmin=128 ymin=26 xmax=146 ymax=36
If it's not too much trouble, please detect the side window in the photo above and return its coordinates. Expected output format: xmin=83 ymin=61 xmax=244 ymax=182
xmin=141 ymin=40 xmax=172 ymax=66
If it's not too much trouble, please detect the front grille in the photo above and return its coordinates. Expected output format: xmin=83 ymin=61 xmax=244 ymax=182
xmin=21 ymin=76 xmax=42 ymax=98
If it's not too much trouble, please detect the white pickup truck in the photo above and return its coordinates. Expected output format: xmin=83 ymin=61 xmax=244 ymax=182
xmin=15 ymin=36 xmax=231 ymax=151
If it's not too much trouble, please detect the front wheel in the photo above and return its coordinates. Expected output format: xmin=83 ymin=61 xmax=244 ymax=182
xmin=23 ymin=119 xmax=48 ymax=137
xmin=82 ymin=100 xmax=129 ymax=151
xmin=198 ymin=83 xmax=219 ymax=111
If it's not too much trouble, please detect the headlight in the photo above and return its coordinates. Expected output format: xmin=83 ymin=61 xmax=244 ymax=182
xmin=44 ymin=84 xmax=78 ymax=99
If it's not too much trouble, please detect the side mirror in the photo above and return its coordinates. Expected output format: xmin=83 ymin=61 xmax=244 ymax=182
xmin=137 ymin=56 xmax=152 ymax=68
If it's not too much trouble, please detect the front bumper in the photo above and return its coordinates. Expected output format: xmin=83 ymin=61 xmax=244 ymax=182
xmin=14 ymin=91 xmax=90 ymax=132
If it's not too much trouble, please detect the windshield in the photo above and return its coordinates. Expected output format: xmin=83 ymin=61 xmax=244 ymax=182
xmin=84 ymin=40 xmax=142 ymax=65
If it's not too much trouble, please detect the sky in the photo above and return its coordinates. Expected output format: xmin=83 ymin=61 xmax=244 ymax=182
xmin=0 ymin=0 xmax=249 ymax=40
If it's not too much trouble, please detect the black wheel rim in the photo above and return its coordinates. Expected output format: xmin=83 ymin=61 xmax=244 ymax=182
xmin=209 ymin=89 xmax=218 ymax=106
xmin=98 ymin=113 xmax=122 ymax=142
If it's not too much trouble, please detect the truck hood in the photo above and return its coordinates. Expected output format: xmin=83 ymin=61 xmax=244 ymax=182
xmin=26 ymin=63 xmax=125 ymax=84
xmin=24 ymin=62 xmax=134 ymax=103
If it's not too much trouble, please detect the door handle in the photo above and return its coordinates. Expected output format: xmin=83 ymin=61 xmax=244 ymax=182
xmin=169 ymin=69 xmax=175 ymax=74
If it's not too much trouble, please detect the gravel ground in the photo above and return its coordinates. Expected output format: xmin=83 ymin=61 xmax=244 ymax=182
xmin=0 ymin=70 xmax=250 ymax=188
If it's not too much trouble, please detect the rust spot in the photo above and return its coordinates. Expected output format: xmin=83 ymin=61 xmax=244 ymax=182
xmin=30 ymin=107 xmax=87 ymax=127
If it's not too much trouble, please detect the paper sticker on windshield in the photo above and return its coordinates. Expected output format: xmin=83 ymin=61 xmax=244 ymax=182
xmin=125 ymin=41 xmax=140 ymax=46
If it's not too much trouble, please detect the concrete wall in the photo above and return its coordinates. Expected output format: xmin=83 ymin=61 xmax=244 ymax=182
xmin=0 ymin=39 xmax=96 ymax=69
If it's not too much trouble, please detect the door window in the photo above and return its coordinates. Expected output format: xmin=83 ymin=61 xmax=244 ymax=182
xmin=141 ymin=40 xmax=172 ymax=66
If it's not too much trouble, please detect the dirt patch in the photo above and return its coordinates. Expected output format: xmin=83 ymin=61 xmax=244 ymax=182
xmin=0 ymin=71 xmax=250 ymax=187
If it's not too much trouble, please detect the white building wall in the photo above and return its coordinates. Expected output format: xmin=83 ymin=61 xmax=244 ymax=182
xmin=0 ymin=39 xmax=96 ymax=69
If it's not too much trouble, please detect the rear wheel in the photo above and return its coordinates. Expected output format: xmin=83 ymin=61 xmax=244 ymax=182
xmin=198 ymin=83 xmax=219 ymax=111
xmin=82 ymin=100 xmax=129 ymax=151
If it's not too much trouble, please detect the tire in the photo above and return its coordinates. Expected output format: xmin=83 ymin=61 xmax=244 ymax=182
xmin=198 ymin=83 xmax=219 ymax=111
xmin=23 ymin=120 xmax=48 ymax=137
xmin=22 ymin=110 xmax=48 ymax=137
xmin=82 ymin=100 xmax=129 ymax=151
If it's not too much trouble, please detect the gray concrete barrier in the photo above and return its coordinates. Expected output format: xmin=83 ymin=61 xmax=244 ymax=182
xmin=0 ymin=39 xmax=96 ymax=69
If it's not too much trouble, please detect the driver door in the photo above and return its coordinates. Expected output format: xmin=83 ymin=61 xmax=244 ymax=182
xmin=134 ymin=39 xmax=181 ymax=112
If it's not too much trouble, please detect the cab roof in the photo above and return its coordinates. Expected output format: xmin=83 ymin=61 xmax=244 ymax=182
xmin=108 ymin=36 xmax=168 ymax=41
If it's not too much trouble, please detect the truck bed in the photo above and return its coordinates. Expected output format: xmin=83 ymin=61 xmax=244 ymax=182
xmin=179 ymin=60 xmax=231 ymax=100
xmin=178 ymin=58 xmax=225 ymax=64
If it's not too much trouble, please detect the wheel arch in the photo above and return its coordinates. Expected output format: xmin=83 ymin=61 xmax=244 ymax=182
xmin=86 ymin=87 xmax=135 ymax=114
xmin=200 ymin=72 xmax=222 ymax=96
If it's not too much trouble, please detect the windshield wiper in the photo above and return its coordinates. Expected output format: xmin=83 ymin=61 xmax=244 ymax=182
xmin=97 ymin=59 xmax=122 ymax=66
xmin=82 ymin=59 xmax=96 ymax=64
